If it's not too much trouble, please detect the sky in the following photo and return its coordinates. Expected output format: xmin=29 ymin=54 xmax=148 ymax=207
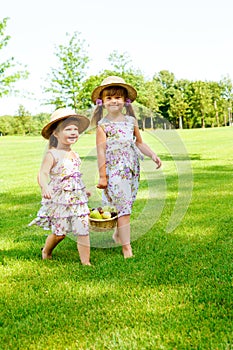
xmin=1 ymin=0 xmax=233 ymax=115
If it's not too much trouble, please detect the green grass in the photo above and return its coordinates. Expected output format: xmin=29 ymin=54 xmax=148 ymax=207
xmin=0 ymin=128 xmax=233 ymax=350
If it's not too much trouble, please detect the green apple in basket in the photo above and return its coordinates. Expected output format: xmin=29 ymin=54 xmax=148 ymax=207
xmin=89 ymin=209 xmax=103 ymax=219
xmin=89 ymin=206 xmax=117 ymax=220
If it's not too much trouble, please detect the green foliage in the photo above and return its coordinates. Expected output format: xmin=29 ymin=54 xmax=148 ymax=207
xmin=108 ymin=50 xmax=134 ymax=74
xmin=78 ymin=72 xmax=109 ymax=111
xmin=1 ymin=24 xmax=233 ymax=130
xmin=0 ymin=17 xmax=29 ymax=98
xmin=150 ymin=71 xmax=233 ymax=128
xmin=0 ymin=111 xmax=50 ymax=136
xmin=43 ymin=31 xmax=90 ymax=111
xmin=0 ymin=129 xmax=232 ymax=349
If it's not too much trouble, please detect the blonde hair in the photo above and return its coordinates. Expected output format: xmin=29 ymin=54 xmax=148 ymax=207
xmin=48 ymin=117 xmax=80 ymax=148
xmin=91 ymin=86 xmax=136 ymax=126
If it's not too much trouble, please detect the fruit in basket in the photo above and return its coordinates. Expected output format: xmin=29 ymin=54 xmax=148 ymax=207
xmin=102 ymin=211 xmax=111 ymax=219
xmin=90 ymin=209 xmax=102 ymax=219
xmin=89 ymin=206 xmax=117 ymax=220
xmin=97 ymin=207 xmax=104 ymax=214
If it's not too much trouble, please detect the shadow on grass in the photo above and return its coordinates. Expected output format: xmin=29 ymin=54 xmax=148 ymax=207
xmin=1 ymin=160 xmax=232 ymax=251
xmin=157 ymin=153 xmax=202 ymax=161
xmin=1 ymin=196 xmax=232 ymax=348
xmin=1 ymin=215 xmax=232 ymax=348
xmin=1 ymin=160 xmax=232 ymax=288
xmin=1 ymin=135 xmax=232 ymax=348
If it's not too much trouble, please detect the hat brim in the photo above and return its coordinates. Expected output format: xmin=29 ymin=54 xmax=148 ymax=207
xmin=91 ymin=82 xmax=137 ymax=103
xmin=41 ymin=114 xmax=90 ymax=139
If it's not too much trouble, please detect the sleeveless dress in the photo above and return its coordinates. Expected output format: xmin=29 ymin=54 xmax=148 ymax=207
xmin=29 ymin=149 xmax=89 ymax=236
xmin=98 ymin=115 xmax=144 ymax=218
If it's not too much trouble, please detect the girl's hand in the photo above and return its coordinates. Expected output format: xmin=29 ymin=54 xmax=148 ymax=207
xmin=86 ymin=191 xmax=91 ymax=197
xmin=97 ymin=177 xmax=108 ymax=189
xmin=41 ymin=186 xmax=52 ymax=199
xmin=152 ymin=154 xmax=162 ymax=169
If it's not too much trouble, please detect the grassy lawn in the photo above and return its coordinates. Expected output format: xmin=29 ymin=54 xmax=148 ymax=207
xmin=0 ymin=127 xmax=232 ymax=350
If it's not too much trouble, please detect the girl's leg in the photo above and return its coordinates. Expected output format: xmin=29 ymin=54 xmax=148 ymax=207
xmin=117 ymin=215 xmax=133 ymax=258
xmin=112 ymin=226 xmax=121 ymax=244
xmin=77 ymin=235 xmax=91 ymax=266
xmin=42 ymin=233 xmax=65 ymax=259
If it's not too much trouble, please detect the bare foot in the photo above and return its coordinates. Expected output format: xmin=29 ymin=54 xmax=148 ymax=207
xmin=41 ymin=248 xmax=52 ymax=260
xmin=122 ymin=245 xmax=133 ymax=259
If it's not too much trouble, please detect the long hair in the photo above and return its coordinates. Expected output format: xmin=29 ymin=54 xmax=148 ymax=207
xmin=48 ymin=117 xmax=80 ymax=148
xmin=91 ymin=86 xmax=136 ymax=126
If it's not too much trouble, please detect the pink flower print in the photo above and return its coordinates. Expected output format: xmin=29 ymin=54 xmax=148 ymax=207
xmin=105 ymin=125 xmax=111 ymax=133
xmin=118 ymin=129 xmax=126 ymax=135
xmin=105 ymin=124 xmax=117 ymax=137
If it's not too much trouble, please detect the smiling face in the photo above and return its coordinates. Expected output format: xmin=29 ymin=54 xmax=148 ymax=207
xmin=101 ymin=87 xmax=127 ymax=116
xmin=53 ymin=117 xmax=80 ymax=149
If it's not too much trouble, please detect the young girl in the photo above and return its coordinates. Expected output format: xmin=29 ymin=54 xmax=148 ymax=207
xmin=91 ymin=76 xmax=162 ymax=258
xmin=29 ymin=108 xmax=91 ymax=265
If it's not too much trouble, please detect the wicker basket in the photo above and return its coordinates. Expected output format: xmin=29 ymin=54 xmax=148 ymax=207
xmin=89 ymin=215 xmax=118 ymax=232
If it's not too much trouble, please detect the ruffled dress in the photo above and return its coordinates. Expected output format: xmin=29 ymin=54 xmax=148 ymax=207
xmin=29 ymin=149 xmax=89 ymax=236
xmin=98 ymin=115 xmax=143 ymax=218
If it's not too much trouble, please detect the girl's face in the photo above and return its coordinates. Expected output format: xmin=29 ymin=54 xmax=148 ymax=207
xmin=103 ymin=94 xmax=125 ymax=114
xmin=54 ymin=124 xmax=79 ymax=146
xmin=101 ymin=87 xmax=127 ymax=116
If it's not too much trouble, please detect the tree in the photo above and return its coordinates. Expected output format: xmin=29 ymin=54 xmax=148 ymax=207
xmin=0 ymin=115 xmax=14 ymax=135
xmin=154 ymin=70 xmax=175 ymax=90
xmin=78 ymin=72 xmax=111 ymax=112
xmin=107 ymin=51 xmax=159 ymax=125
xmin=187 ymin=81 xmax=213 ymax=128
xmin=43 ymin=31 xmax=90 ymax=111
xmin=208 ymin=81 xmax=224 ymax=127
xmin=14 ymin=105 xmax=32 ymax=135
xmin=168 ymin=88 xmax=189 ymax=129
xmin=108 ymin=50 xmax=134 ymax=74
xmin=152 ymin=70 xmax=177 ymax=124
xmin=219 ymin=75 xmax=233 ymax=126
xmin=0 ymin=17 xmax=29 ymax=99
xmin=142 ymin=79 xmax=164 ymax=113
xmin=174 ymin=79 xmax=190 ymax=128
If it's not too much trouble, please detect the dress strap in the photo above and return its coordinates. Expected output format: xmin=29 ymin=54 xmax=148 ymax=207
xmin=47 ymin=148 xmax=57 ymax=158
xmin=46 ymin=149 xmax=60 ymax=168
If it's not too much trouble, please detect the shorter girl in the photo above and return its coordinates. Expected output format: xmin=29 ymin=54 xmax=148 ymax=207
xmin=91 ymin=76 xmax=162 ymax=258
xmin=29 ymin=108 xmax=91 ymax=265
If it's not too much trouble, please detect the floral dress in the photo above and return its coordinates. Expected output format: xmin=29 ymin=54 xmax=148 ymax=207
xmin=29 ymin=149 xmax=89 ymax=236
xmin=98 ymin=115 xmax=143 ymax=218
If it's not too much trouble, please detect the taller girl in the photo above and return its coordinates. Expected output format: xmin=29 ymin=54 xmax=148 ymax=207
xmin=91 ymin=76 xmax=162 ymax=258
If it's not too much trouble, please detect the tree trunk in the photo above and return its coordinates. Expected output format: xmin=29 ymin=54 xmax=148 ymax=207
xmin=214 ymin=100 xmax=219 ymax=127
xmin=201 ymin=112 xmax=205 ymax=128
xmin=142 ymin=118 xmax=145 ymax=131
xmin=179 ymin=116 xmax=183 ymax=129
xmin=216 ymin=111 xmax=219 ymax=127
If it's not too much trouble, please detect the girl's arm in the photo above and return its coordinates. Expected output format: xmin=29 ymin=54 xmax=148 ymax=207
xmin=96 ymin=126 xmax=107 ymax=189
xmin=37 ymin=152 xmax=54 ymax=199
xmin=134 ymin=122 xmax=162 ymax=169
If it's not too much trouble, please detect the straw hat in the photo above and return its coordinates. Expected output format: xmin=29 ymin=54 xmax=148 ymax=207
xmin=91 ymin=76 xmax=137 ymax=103
xmin=41 ymin=108 xmax=90 ymax=139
